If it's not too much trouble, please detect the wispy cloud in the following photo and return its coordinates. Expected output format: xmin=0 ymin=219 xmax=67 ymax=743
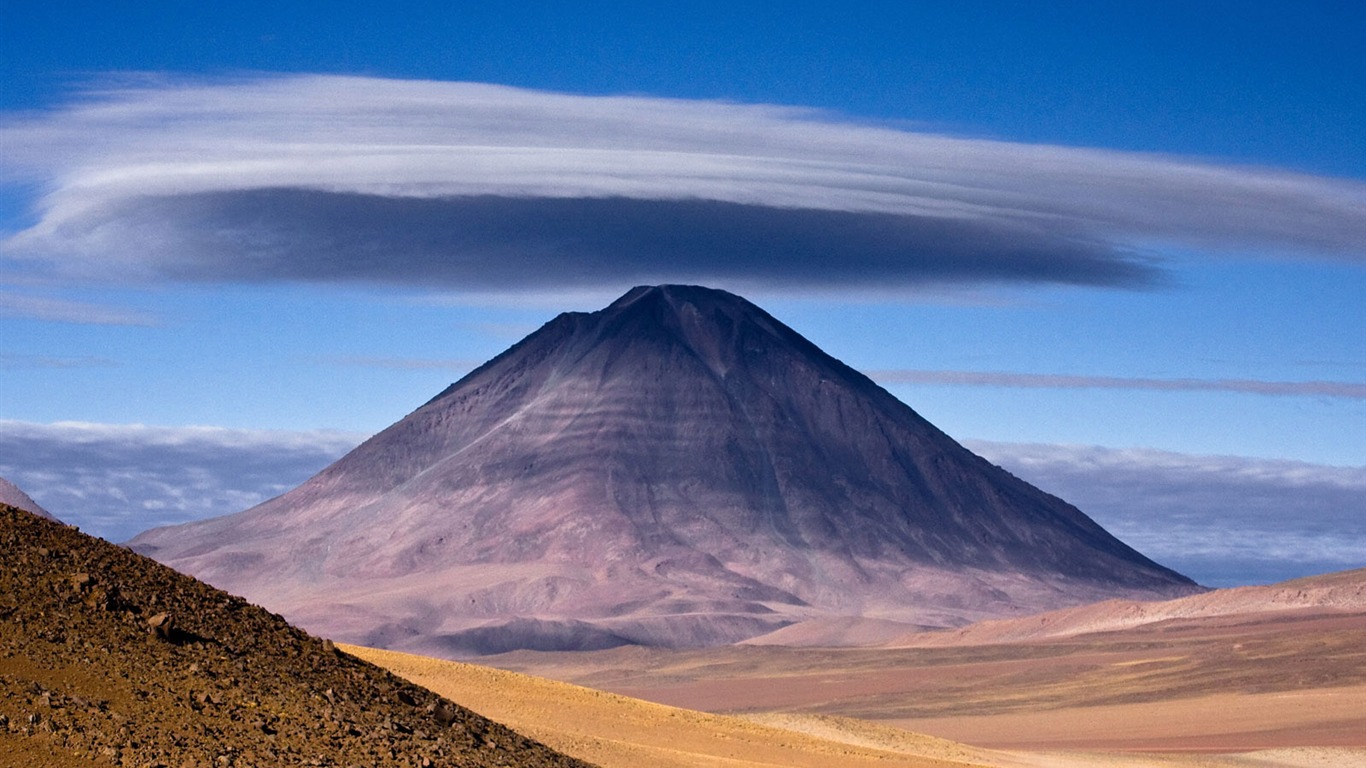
xmin=0 ymin=292 xmax=157 ymax=325
xmin=0 ymin=420 xmax=361 ymax=543
xmin=969 ymin=441 xmax=1366 ymax=586
xmin=869 ymin=369 xmax=1366 ymax=399
xmin=3 ymin=75 xmax=1364 ymax=292
xmin=0 ymin=353 xmax=119 ymax=369
xmin=321 ymin=355 xmax=481 ymax=371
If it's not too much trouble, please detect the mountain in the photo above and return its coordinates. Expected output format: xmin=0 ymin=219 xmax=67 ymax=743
xmin=0 ymin=476 xmax=53 ymax=520
xmin=132 ymin=284 xmax=1199 ymax=656
xmin=0 ymin=503 xmax=591 ymax=768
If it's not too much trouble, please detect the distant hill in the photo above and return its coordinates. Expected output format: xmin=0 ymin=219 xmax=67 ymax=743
xmin=132 ymin=284 xmax=1198 ymax=656
xmin=0 ymin=503 xmax=591 ymax=768
xmin=890 ymin=566 xmax=1366 ymax=647
xmin=0 ymin=476 xmax=53 ymax=519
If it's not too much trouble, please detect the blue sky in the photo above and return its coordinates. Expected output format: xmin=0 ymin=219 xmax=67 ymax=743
xmin=1 ymin=2 xmax=1363 ymax=585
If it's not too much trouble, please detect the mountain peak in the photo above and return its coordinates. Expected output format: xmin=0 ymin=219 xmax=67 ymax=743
xmin=605 ymin=283 xmax=755 ymax=317
xmin=133 ymin=285 xmax=1199 ymax=657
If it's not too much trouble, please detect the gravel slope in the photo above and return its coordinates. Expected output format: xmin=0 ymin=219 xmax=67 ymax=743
xmin=0 ymin=504 xmax=594 ymax=768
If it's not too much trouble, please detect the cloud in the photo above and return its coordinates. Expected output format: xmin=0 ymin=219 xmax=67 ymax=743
xmin=35 ymin=191 xmax=1157 ymax=290
xmin=321 ymin=355 xmax=482 ymax=371
xmin=3 ymin=418 xmax=1359 ymax=587
xmin=0 ymin=420 xmax=361 ymax=543
xmin=870 ymin=369 xmax=1366 ymax=399
xmin=968 ymin=440 xmax=1366 ymax=587
xmin=0 ymin=292 xmax=158 ymax=325
xmin=0 ymin=353 xmax=119 ymax=369
xmin=3 ymin=75 xmax=1365 ymax=291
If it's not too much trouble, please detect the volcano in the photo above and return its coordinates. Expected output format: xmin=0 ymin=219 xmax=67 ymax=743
xmin=132 ymin=285 xmax=1199 ymax=656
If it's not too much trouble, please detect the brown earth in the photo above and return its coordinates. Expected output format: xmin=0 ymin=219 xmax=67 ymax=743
xmin=485 ymin=595 xmax=1366 ymax=753
xmin=344 ymin=644 xmax=998 ymax=768
xmin=886 ymin=568 xmax=1366 ymax=648
xmin=0 ymin=503 xmax=594 ymax=768
xmin=348 ymin=643 xmax=1366 ymax=768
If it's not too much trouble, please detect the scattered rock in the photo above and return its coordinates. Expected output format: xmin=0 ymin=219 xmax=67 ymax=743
xmin=0 ymin=503 xmax=594 ymax=768
xmin=427 ymin=700 xmax=461 ymax=727
xmin=147 ymin=612 xmax=174 ymax=641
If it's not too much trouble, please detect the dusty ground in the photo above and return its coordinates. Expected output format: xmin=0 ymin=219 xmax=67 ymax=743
xmin=349 ymin=644 xmax=1366 ymax=768
xmin=346 ymin=644 xmax=997 ymax=768
xmin=482 ymin=607 xmax=1366 ymax=754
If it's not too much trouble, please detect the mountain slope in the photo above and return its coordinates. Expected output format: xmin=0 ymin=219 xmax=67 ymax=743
xmin=0 ymin=503 xmax=593 ymax=768
xmin=0 ymin=476 xmax=53 ymax=520
xmin=132 ymin=284 xmax=1198 ymax=655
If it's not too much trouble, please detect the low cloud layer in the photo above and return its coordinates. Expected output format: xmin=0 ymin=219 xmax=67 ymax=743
xmin=0 ymin=421 xmax=360 ymax=543
xmin=969 ymin=441 xmax=1366 ymax=586
xmin=872 ymin=369 xmax=1366 ymax=399
xmin=3 ymin=419 xmax=1359 ymax=586
xmin=4 ymin=75 xmax=1365 ymax=291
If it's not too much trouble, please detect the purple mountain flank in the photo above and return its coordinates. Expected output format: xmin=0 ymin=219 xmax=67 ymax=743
xmin=132 ymin=285 xmax=1200 ymax=656
xmin=0 ymin=476 xmax=54 ymax=520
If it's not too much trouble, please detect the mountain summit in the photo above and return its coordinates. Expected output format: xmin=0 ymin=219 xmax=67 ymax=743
xmin=133 ymin=285 xmax=1198 ymax=655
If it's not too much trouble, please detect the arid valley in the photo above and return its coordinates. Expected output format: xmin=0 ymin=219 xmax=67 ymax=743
xmin=352 ymin=567 xmax=1366 ymax=767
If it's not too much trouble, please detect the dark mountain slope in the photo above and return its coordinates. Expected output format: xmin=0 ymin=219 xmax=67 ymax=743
xmin=133 ymin=285 xmax=1198 ymax=656
xmin=0 ymin=504 xmax=593 ymax=768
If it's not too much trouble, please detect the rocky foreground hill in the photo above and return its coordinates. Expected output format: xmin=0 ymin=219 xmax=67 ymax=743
xmin=0 ymin=504 xmax=593 ymax=768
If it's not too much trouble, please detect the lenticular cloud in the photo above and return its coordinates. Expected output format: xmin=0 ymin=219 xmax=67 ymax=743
xmin=3 ymin=74 xmax=1365 ymax=289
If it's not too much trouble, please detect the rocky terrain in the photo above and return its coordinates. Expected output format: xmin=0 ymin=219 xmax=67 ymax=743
xmin=0 ymin=503 xmax=593 ymax=768
xmin=132 ymin=285 xmax=1198 ymax=656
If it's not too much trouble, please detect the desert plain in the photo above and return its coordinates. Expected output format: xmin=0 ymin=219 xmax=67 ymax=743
xmin=345 ymin=569 xmax=1366 ymax=768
